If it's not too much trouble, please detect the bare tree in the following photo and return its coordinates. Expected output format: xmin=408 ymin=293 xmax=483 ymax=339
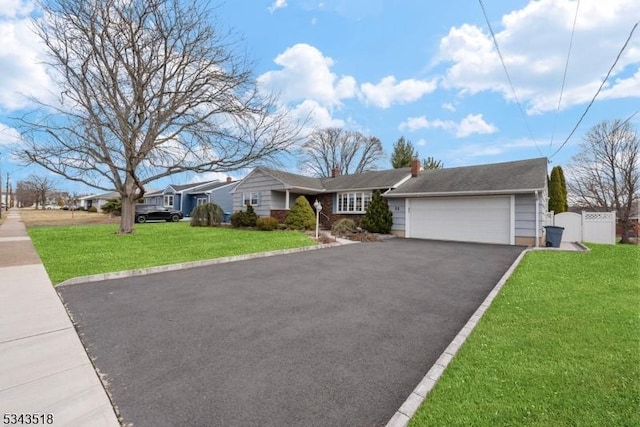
xmin=568 ymin=119 xmax=639 ymax=243
xmin=15 ymin=181 xmax=38 ymax=208
xmin=16 ymin=0 xmax=303 ymax=233
xmin=299 ymin=128 xmax=385 ymax=177
xmin=20 ymin=175 xmax=58 ymax=209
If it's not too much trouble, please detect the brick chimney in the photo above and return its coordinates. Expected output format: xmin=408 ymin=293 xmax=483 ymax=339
xmin=411 ymin=157 xmax=420 ymax=177
xmin=331 ymin=167 xmax=341 ymax=178
xmin=226 ymin=176 xmax=232 ymax=183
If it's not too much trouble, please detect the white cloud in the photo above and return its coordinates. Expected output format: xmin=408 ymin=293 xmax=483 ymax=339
xmin=437 ymin=0 xmax=640 ymax=114
xmin=0 ymin=122 xmax=21 ymax=145
xmin=289 ymin=99 xmax=345 ymax=131
xmin=399 ymin=113 xmax=497 ymax=138
xmin=258 ymin=43 xmax=356 ymax=108
xmin=442 ymin=102 xmax=456 ymax=112
xmin=399 ymin=116 xmax=453 ymax=133
xmin=447 ymin=138 xmax=545 ymax=162
xmin=456 ymin=113 xmax=498 ymax=137
xmin=268 ymin=0 xmax=287 ymax=14
xmin=0 ymin=0 xmax=34 ymax=18
xmin=360 ymin=76 xmax=437 ymax=109
xmin=0 ymin=10 xmax=54 ymax=112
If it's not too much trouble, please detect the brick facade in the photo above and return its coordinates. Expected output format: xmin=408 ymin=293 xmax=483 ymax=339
xmin=314 ymin=193 xmax=365 ymax=229
xmin=270 ymin=193 xmax=367 ymax=229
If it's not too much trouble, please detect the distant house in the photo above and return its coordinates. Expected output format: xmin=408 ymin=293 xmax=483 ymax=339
xmin=141 ymin=177 xmax=236 ymax=217
xmin=78 ymin=191 xmax=120 ymax=210
xmin=232 ymin=157 xmax=549 ymax=246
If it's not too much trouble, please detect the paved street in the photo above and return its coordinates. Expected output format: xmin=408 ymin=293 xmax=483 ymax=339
xmin=58 ymin=239 xmax=524 ymax=426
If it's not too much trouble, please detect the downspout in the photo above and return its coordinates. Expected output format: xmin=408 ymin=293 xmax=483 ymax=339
xmin=535 ymin=190 xmax=539 ymax=247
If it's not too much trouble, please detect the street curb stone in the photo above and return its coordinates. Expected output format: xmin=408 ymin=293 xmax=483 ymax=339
xmin=384 ymin=248 xmax=530 ymax=427
xmin=57 ymin=242 xmax=343 ymax=287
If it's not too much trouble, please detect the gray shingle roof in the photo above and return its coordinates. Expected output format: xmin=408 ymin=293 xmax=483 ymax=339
xmin=256 ymin=166 xmax=411 ymax=192
xmin=387 ymin=157 xmax=548 ymax=197
xmin=258 ymin=167 xmax=324 ymax=191
xmin=320 ymin=167 xmax=411 ymax=191
xmin=188 ymin=180 xmax=236 ymax=193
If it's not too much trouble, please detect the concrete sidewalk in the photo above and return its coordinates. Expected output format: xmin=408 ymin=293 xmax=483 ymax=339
xmin=0 ymin=209 xmax=119 ymax=426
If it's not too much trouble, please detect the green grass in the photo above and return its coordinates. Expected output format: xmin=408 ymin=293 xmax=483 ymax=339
xmin=409 ymin=244 xmax=640 ymax=427
xmin=29 ymin=222 xmax=315 ymax=284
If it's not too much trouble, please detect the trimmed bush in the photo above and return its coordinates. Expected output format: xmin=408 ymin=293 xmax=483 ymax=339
xmin=100 ymin=198 xmax=121 ymax=214
xmin=230 ymin=204 xmax=258 ymax=227
xmin=332 ymin=218 xmax=357 ymax=235
xmin=190 ymin=203 xmax=224 ymax=227
xmin=285 ymin=196 xmax=315 ymax=230
xmin=87 ymin=206 xmax=98 ymax=213
xmin=361 ymin=189 xmax=393 ymax=234
xmin=256 ymin=216 xmax=279 ymax=231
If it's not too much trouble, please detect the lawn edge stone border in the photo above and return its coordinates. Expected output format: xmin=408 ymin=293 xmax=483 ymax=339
xmin=385 ymin=248 xmax=531 ymax=427
xmin=56 ymin=242 xmax=342 ymax=287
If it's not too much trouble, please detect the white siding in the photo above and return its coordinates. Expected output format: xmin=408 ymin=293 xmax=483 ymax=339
xmin=388 ymin=198 xmax=405 ymax=231
xmin=514 ymin=194 xmax=536 ymax=237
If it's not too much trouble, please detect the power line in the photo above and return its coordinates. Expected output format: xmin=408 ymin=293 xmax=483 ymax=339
xmin=549 ymin=0 xmax=580 ymax=152
xmin=478 ymin=0 xmax=543 ymax=158
xmin=549 ymin=20 xmax=639 ymax=160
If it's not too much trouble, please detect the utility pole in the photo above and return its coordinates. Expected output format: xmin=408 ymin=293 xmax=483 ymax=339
xmin=0 ymin=151 xmax=3 ymax=219
xmin=5 ymin=172 xmax=9 ymax=211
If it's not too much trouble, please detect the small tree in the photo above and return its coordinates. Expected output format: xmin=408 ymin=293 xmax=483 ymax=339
xmin=423 ymin=156 xmax=444 ymax=170
xmin=231 ymin=203 xmax=258 ymax=227
xmin=548 ymin=166 xmax=568 ymax=213
xmin=101 ymin=198 xmax=122 ymax=214
xmin=558 ymin=166 xmax=569 ymax=212
xmin=361 ymin=189 xmax=393 ymax=234
xmin=390 ymin=136 xmax=418 ymax=168
xmin=190 ymin=203 xmax=224 ymax=227
xmin=285 ymin=196 xmax=315 ymax=230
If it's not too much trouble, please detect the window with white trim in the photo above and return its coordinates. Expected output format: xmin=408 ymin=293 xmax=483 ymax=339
xmin=337 ymin=192 xmax=371 ymax=213
xmin=242 ymin=192 xmax=259 ymax=206
xmin=196 ymin=197 xmax=208 ymax=206
xmin=163 ymin=195 xmax=174 ymax=207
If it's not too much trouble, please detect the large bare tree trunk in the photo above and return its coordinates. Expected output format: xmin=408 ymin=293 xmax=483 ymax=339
xmin=120 ymin=196 xmax=137 ymax=234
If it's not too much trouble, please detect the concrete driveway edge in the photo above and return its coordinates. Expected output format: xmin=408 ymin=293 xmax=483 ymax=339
xmin=57 ymin=242 xmax=344 ymax=287
xmin=385 ymin=248 xmax=530 ymax=427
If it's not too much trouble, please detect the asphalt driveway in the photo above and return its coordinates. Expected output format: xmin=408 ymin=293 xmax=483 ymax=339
xmin=58 ymin=239 xmax=524 ymax=426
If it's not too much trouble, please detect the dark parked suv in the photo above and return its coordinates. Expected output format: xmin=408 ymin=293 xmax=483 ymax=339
xmin=135 ymin=205 xmax=183 ymax=223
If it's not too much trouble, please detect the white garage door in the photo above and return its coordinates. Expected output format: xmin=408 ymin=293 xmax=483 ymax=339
xmin=408 ymin=196 xmax=512 ymax=244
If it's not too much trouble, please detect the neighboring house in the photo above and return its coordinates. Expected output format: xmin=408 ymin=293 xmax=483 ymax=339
xmin=142 ymin=178 xmax=236 ymax=217
xmin=232 ymin=157 xmax=549 ymax=246
xmin=385 ymin=157 xmax=548 ymax=246
xmin=231 ymin=166 xmax=412 ymax=226
xmin=184 ymin=179 xmax=237 ymax=216
xmin=78 ymin=191 xmax=120 ymax=210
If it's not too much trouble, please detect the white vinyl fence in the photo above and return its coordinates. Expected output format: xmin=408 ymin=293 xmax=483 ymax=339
xmin=551 ymin=211 xmax=616 ymax=245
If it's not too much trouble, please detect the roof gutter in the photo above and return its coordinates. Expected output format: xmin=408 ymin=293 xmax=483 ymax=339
xmin=385 ymin=188 xmax=546 ymax=198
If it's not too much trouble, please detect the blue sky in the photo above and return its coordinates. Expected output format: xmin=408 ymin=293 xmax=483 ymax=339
xmin=0 ymin=0 xmax=638 ymax=193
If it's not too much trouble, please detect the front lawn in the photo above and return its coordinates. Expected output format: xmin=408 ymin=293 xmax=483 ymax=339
xmin=29 ymin=222 xmax=315 ymax=284
xmin=410 ymin=244 xmax=640 ymax=427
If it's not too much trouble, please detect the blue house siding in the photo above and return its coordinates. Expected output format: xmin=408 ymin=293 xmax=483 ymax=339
xmin=210 ymin=184 xmax=236 ymax=215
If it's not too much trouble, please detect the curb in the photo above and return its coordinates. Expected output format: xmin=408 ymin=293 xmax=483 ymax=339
xmin=385 ymin=248 xmax=531 ymax=427
xmin=57 ymin=242 xmax=343 ymax=287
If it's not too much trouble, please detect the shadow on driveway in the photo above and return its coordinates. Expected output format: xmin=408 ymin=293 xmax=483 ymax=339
xmin=59 ymin=239 xmax=524 ymax=426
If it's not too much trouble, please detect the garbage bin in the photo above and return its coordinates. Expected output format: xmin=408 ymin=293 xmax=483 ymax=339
xmin=223 ymin=212 xmax=231 ymax=223
xmin=544 ymin=225 xmax=564 ymax=248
